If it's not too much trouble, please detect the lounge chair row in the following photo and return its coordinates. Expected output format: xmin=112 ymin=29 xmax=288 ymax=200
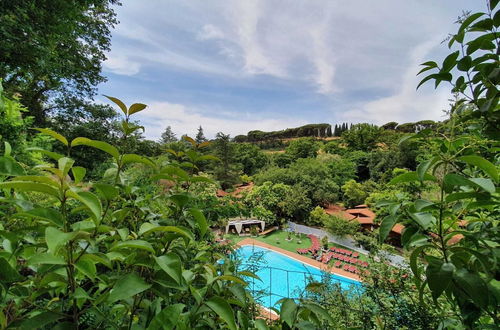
xmin=334 ymin=261 xmax=360 ymax=274
xmin=330 ymin=247 xmax=359 ymax=258
xmin=331 ymin=254 xmax=369 ymax=267
xmin=296 ymin=234 xmax=321 ymax=254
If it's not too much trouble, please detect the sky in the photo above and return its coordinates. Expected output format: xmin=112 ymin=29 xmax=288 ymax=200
xmin=97 ymin=0 xmax=483 ymax=140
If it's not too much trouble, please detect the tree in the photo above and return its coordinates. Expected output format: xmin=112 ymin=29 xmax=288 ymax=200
xmin=211 ymin=132 xmax=240 ymax=189
xmin=0 ymin=0 xmax=120 ymax=125
xmin=341 ymin=123 xmax=382 ymax=151
xmin=233 ymin=143 xmax=268 ymax=175
xmin=245 ymin=182 xmax=311 ymax=224
xmin=160 ymin=125 xmax=177 ymax=144
xmin=195 ymin=125 xmax=207 ymax=143
xmin=381 ymin=121 xmax=398 ymax=130
xmin=255 ymin=158 xmax=340 ymax=206
xmin=285 ymin=137 xmax=319 ymax=160
xmin=341 ymin=179 xmax=376 ymax=207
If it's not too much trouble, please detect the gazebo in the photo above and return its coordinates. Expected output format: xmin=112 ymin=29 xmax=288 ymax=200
xmin=225 ymin=219 xmax=265 ymax=236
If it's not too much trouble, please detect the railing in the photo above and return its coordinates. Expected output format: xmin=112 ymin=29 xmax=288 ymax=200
xmin=239 ymin=263 xmax=370 ymax=326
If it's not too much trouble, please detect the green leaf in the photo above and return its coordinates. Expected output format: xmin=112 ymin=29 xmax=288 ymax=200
xmin=426 ymin=259 xmax=455 ymax=300
xmin=409 ymin=212 xmax=436 ymax=230
xmin=458 ymin=12 xmax=485 ymax=34
xmin=28 ymin=253 xmax=66 ymax=265
xmin=379 ymin=215 xmax=398 ymax=243
xmin=469 ymin=177 xmax=495 ymax=193
xmin=457 ymin=56 xmax=472 ymax=71
xmin=154 ymin=253 xmax=183 ymax=284
xmin=75 ymin=255 xmax=97 ymax=279
xmin=416 ymin=158 xmax=437 ymax=181
xmin=280 ymin=298 xmax=297 ymax=327
xmin=93 ymin=183 xmax=119 ymax=201
xmin=453 ymin=269 xmax=489 ymax=309
xmin=3 ymin=141 xmax=11 ymax=157
xmin=0 ymin=257 xmax=23 ymax=282
xmin=443 ymin=173 xmax=474 ymax=192
xmin=20 ymin=311 xmax=63 ymax=330
xmin=441 ymin=50 xmax=460 ymax=72
xmin=390 ymin=171 xmax=436 ymax=185
xmin=57 ymin=159 xmax=74 ymax=180
xmin=254 ymin=319 xmax=269 ymax=330
xmin=169 ymin=194 xmax=190 ymax=208
xmin=128 ymin=103 xmax=147 ymax=115
xmin=121 ymin=154 xmax=155 ymax=167
xmin=107 ymin=273 xmax=151 ymax=303
xmin=0 ymin=181 xmax=60 ymax=198
xmin=71 ymin=166 xmax=86 ymax=184
xmin=205 ymin=296 xmax=237 ymax=330
xmin=110 ymin=240 xmax=155 ymax=254
xmin=302 ymin=302 xmax=334 ymax=324
xmin=34 ymin=128 xmax=68 ymax=146
xmin=459 ymin=155 xmax=499 ymax=182
xmin=45 ymin=227 xmax=78 ymax=254
xmin=188 ymin=208 xmax=208 ymax=237
xmin=147 ymin=304 xmax=185 ymax=330
xmin=71 ymin=137 xmax=120 ymax=161
xmin=104 ymin=95 xmax=128 ymax=115
xmin=20 ymin=208 xmax=64 ymax=228
xmin=0 ymin=156 xmax=24 ymax=176
xmin=410 ymin=244 xmax=432 ymax=287
xmin=215 ymin=275 xmax=247 ymax=286
xmin=26 ymin=147 xmax=65 ymax=161
xmin=67 ymin=191 xmax=102 ymax=221
xmin=140 ymin=225 xmax=194 ymax=241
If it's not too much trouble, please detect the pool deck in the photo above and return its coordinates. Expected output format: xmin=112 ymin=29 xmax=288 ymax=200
xmin=237 ymin=238 xmax=360 ymax=281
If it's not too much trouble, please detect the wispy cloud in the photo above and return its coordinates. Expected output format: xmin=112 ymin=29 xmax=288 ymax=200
xmin=99 ymin=0 xmax=481 ymax=137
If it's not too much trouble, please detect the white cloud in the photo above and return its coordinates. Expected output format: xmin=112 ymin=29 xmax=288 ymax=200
xmin=134 ymin=101 xmax=307 ymax=140
xmin=339 ymin=40 xmax=451 ymax=124
xmin=197 ymin=24 xmax=224 ymax=40
xmin=103 ymin=55 xmax=141 ymax=76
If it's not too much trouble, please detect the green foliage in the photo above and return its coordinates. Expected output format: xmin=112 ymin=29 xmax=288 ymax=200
xmin=0 ymin=0 xmax=120 ymax=125
xmin=211 ymin=132 xmax=241 ymax=190
xmin=381 ymin=4 xmax=500 ymax=326
xmin=255 ymin=158 xmax=340 ymax=208
xmin=0 ymin=97 xmax=267 ymax=329
xmin=245 ymin=182 xmax=311 ymax=224
xmin=341 ymin=179 xmax=377 ymax=208
xmin=233 ymin=143 xmax=269 ymax=175
xmin=341 ymin=123 xmax=382 ymax=151
xmin=417 ymin=3 xmax=499 ymax=136
xmin=246 ymin=123 xmax=332 ymax=142
xmin=285 ymin=137 xmax=320 ymax=160
xmin=309 ymin=206 xmax=360 ymax=237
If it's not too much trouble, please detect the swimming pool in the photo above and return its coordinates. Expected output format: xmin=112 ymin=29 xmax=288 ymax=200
xmin=236 ymin=245 xmax=361 ymax=308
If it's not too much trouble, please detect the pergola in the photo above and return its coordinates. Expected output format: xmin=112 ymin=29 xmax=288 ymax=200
xmin=225 ymin=219 xmax=265 ymax=236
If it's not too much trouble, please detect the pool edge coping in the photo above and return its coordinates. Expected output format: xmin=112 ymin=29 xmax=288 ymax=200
xmin=237 ymin=238 xmax=361 ymax=282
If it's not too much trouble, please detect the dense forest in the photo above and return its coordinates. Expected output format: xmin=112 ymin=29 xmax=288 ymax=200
xmin=0 ymin=0 xmax=498 ymax=329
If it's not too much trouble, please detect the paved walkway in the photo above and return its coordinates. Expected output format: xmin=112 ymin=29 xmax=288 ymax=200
xmin=237 ymin=238 xmax=360 ymax=281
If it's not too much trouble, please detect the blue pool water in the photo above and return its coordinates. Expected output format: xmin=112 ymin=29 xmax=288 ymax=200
xmin=236 ymin=245 xmax=361 ymax=308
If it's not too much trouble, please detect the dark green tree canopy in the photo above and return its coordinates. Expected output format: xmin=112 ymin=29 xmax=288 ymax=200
xmin=0 ymin=0 xmax=120 ymax=124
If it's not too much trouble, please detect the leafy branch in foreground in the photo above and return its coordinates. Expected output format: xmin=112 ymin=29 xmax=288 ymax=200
xmin=381 ymin=1 xmax=499 ymax=327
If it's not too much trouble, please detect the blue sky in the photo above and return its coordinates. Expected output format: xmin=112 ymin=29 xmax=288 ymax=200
xmin=98 ymin=0 xmax=483 ymax=140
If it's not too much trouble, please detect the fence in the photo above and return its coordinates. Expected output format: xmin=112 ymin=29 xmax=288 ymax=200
xmin=287 ymin=221 xmax=406 ymax=267
xmin=240 ymin=263 xmax=370 ymax=327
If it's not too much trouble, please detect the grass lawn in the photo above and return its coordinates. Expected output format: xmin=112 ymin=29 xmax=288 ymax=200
xmin=224 ymin=230 xmax=369 ymax=263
